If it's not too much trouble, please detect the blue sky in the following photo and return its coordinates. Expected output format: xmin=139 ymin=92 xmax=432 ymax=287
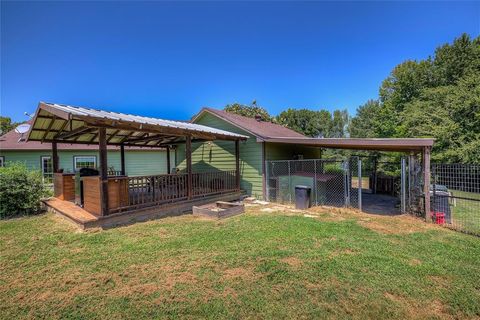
xmin=1 ymin=1 xmax=479 ymax=123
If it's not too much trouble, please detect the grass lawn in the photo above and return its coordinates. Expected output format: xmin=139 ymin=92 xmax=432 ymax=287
xmin=1 ymin=206 xmax=479 ymax=319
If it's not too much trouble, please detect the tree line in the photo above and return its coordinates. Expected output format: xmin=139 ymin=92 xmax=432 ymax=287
xmin=225 ymin=33 xmax=480 ymax=164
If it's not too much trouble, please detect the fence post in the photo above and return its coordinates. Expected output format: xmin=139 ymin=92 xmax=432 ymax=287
xmin=314 ymin=159 xmax=318 ymax=206
xmin=288 ymin=161 xmax=292 ymax=203
xmin=265 ymin=161 xmax=270 ymax=201
xmin=401 ymin=157 xmax=406 ymax=213
xmin=358 ymin=158 xmax=362 ymax=211
xmin=344 ymin=160 xmax=350 ymax=207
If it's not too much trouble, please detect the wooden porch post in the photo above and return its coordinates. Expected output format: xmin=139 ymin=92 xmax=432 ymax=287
xmin=423 ymin=146 xmax=431 ymax=222
xmin=186 ymin=136 xmax=192 ymax=200
xmin=52 ymin=141 xmax=59 ymax=173
xmin=166 ymin=146 xmax=171 ymax=174
xmin=99 ymin=128 xmax=109 ymax=216
xmin=120 ymin=144 xmax=126 ymax=176
xmin=235 ymin=140 xmax=240 ymax=191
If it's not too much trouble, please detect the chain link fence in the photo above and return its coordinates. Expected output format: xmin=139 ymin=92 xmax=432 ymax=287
xmin=266 ymin=158 xmax=361 ymax=210
xmin=431 ymin=163 xmax=480 ymax=236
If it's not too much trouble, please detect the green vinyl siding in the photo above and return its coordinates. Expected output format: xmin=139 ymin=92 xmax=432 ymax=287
xmin=176 ymin=112 xmax=264 ymax=199
xmin=0 ymin=149 xmax=171 ymax=176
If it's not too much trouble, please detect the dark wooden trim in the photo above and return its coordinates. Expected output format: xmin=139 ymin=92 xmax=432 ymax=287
xmin=423 ymin=146 xmax=431 ymax=221
xmin=52 ymin=142 xmax=59 ymax=173
xmin=99 ymin=128 xmax=109 ymax=216
xmin=235 ymin=140 xmax=240 ymax=191
xmin=166 ymin=146 xmax=171 ymax=174
xmin=120 ymin=144 xmax=126 ymax=176
xmin=28 ymin=138 xmax=165 ymax=149
xmin=262 ymin=141 xmax=266 ymax=199
xmin=38 ymin=102 xmax=72 ymax=120
xmin=119 ymin=131 xmax=136 ymax=143
xmin=186 ymin=136 xmax=192 ymax=200
xmin=84 ymin=121 xmax=224 ymax=141
xmin=107 ymin=129 xmax=120 ymax=143
xmin=56 ymin=119 xmax=70 ymax=138
xmin=55 ymin=126 xmax=93 ymax=140
xmin=41 ymin=116 xmax=57 ymax=143
xmin=123 ymin=134 xmax=166 ymax=144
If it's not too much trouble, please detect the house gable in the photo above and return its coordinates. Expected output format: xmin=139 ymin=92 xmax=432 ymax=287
xmin=176 ymin=111 xmax=264 ymax=199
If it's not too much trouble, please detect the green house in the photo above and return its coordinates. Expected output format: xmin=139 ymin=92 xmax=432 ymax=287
xmin=1 ymin=108 xmax=320 ymax=199
xmin=176 ymin=108 xmax=320 ymax=199
xmin=0 ymin=125 xmax=171 ymax=183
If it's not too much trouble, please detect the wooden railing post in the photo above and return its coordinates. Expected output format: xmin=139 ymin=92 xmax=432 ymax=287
xmin=99 ymin=128 xmax=109 ymax=216
xmin=120 ymin=144 xmax=126 ymax=176
xmin=52 ymin=141 xmax=59 ymax=173
xmin=186 ymin=136 xmax=192 ymax=199
xmin=235 ymin=139 xmax=240 ymax=191
xmin=166 ymin=145 xmax=171 ymax=174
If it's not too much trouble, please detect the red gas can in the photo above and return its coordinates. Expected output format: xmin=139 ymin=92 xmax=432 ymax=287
xmin=431 ymin=211 xmax=445 ymax=225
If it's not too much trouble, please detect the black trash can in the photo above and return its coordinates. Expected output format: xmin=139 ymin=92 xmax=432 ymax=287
xmin=295 ymin=185 xmax=311 ymax=210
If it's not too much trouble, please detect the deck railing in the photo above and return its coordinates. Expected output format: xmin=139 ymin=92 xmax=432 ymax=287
xmin=109 ymin=170 xmax=238 ymax=214
xmin=192 ymin=170 xmax=237 ymax=197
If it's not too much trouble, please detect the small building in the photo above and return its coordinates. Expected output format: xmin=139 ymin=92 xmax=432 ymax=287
xmin=176 ymin=108 xmax=321 ymax=199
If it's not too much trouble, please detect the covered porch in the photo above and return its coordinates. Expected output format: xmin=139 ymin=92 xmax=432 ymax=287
xmin=27 ymin=102 xmax=247 ymax=228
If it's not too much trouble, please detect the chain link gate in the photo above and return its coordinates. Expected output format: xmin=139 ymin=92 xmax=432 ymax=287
xmin=266 ymin=157 xmax=361 ymax=210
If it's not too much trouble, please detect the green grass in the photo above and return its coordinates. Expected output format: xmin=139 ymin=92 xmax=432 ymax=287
xmin=449 ymin=190 xmax=480 ymax=234
xmin=1 ymin=209 xmax=479 ymax=319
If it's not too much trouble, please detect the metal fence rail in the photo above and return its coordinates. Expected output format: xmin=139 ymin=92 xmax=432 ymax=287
xmin=266 ymin=158 xmax=361 ymax=210
xmin=431 ymin=163 xmax=480 ymax=236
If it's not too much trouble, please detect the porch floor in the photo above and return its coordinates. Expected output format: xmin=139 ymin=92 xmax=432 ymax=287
xmin=43 ymin=191 xmax=243 ymax=230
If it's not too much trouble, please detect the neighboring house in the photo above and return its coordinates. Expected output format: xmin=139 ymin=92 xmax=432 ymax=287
xmin=176 ymin=108 xmax=320 ymax=199
xmin=0 ymin=124 xmax=171 ymax=183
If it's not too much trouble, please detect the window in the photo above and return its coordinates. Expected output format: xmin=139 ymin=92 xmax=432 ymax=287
xmin=41 ymin=156 xmax=53 ymax=184
xmin=74 ymin=156 xmax=96 ymax=170
xmin=0 ymin=156 xmax=4 ymax=167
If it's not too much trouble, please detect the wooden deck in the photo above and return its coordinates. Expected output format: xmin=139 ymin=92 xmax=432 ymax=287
xmin=44 ymin=190 xmax=243 ymax=230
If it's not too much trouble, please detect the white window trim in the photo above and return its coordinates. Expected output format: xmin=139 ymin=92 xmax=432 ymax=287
xmin=41 ymin=156 xmax=53 ymax=184
xmin=73 ymin=155 xmax=97 ymax=170
xmin=0 ymin=156 xmax=5 ymax=167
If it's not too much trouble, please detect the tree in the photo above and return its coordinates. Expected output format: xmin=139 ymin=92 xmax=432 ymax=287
xmin=0 ymin=116 xmax=18 ymax=135
xmin=276 ymin=108 xmax=332 ymax=137
xmin=349 ymin=100 xmax=382 ymax=138
xmin=224 ymin=100 xmax=273 ymax=122
xmin=356 ymin=33 xmax=480 ymax=163
xmin=330 ymin=109 xmax=349 ymax=138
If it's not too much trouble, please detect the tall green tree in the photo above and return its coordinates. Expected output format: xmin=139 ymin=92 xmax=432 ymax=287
xmin=351 ymin=33 xmax=480 ymax=163
xmin=349 ymin=100 xmax=382 ymax=138
xmin=276 ymin=108 xmax=333 ymax=137
xmin=224 ymin=100 xmax=273 ymax=122
xmin=0 ymin=117 xmax=18 ymax=135
xmin=330 ymin=109 xmax=349 ymax=138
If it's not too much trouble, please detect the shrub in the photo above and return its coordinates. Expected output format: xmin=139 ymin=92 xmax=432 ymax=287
xmin=0 ymin=162 xmax=48 ymax=219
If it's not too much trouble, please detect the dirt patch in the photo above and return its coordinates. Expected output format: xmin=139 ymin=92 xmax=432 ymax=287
xmin=384 ymin=292 xmax=453 ymax=319
xmin=222 ymin=267 xmax=255 ymax=280
xmin=279 ymin=257 xmax=303 ymax=268
xmin=357 ymin=214 xmax=441 ymax=235
xmin=408 ymin=258 xmax=422 ymax=266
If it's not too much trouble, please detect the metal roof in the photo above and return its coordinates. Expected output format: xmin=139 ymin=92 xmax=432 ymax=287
xmin=27 ymin=102 xmax=248 ymax=147
xmin=262 ymin=137 xmax=434 ymax=152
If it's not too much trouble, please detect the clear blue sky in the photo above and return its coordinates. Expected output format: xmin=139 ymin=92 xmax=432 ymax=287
xmin=1 ymin=1 xmax=479 ymax=123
